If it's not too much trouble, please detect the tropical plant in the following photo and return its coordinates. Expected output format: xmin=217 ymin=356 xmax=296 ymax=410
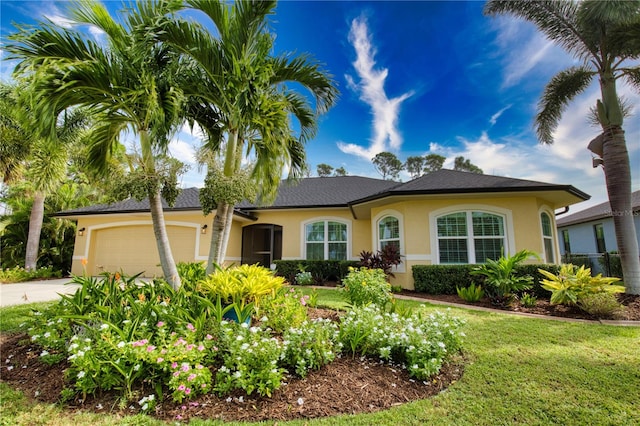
xmin=159 ymin=0 xmax=338 ymax=272
xmin=456 ymin=283 xmax=485 ymax=303
xmin=577 ymin=292 xmax=625 ymax=318
xmin=470 ymin=249 xmax=537 ymax=306
xmin=6 ymin=0 xmax=189 ymax=288
xmin=255 ymin=287 xmax=309 ymax=333
xmin=538 ymin=264 xmax=625 ymax=306
xmin=520 ymin=292 xmax=538 ymax=308
xmin=485 ymin=0 xmax=640 ymax=295
xmin=358 ymin=244 xmax=402 ymax=277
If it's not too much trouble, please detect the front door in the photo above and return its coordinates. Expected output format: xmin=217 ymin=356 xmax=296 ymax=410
xmin=241 ymin=224 xmax=282 ymax=267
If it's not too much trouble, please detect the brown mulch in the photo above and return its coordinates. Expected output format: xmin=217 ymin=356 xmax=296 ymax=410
xmin=401 ymin=292 xmax=640 ymax=321
xmin=0 ymin=307 xmax=464 ymax=423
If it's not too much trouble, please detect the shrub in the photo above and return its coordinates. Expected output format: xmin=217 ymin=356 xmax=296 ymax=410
xmin=577 ymin=293 xmax=625 ymax=319
xmin=456 ymin=283 xmax=484 ymax=302
xmin=338 ymin=306 xmax=465 ymax=380
xmin=176 ymin=261 xmax=206 ymax=289
xmin=358 ymin=244 xmax=402 ymax=277
xmin=295 ymin=271 xmax=314 ymax=285
xmin=390 ymin=285 xmax=403 ymax=293
xmin=470 ymin=250 xmax=536 ymax=307
xmin=256 ymin=287 xmax=309 ymax=333
xmin=274 ymin=260 xmax=359 ymax=284
xmin=0 ymin=265 xmax=61 ymax=283
xmin=340 ymin=267 xmax=392 ymax=308
xmin=539 ymin=264 xmax=625 ymax=306
xmin=520 ymin=293 xmax=538 ymax=308
xmin=412 ymin=265 xmax=476 ymax=294
xmin=281 ymin=319 xmax=339 ymax=377
xmin=598 ymin=252 xmax=623 ymax=279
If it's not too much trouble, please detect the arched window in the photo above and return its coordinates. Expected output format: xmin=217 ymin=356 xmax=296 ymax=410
xmin=378 ymin=216 xmax=400 ymax=252
xmin=304 ymin=220 xmax=348 ymax=260
xmin=540 ymin=212 xmax=555 ymax=263
xmin=436 ymin=211 xmax=505 ymax=264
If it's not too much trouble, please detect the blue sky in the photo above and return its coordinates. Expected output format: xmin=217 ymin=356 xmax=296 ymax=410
xmin=1 ymin=0 xmax=639 ymax=213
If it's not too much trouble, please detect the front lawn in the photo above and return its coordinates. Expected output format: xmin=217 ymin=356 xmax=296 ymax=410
xmin=1 ymin=288 xmax=638 ymax=425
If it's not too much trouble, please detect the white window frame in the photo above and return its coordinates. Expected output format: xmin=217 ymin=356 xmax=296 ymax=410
xmin=301 ymin=217 xmax=351 ymax=261
xmin=539 ymin=210 xmax=556 ymax=263
xmin=373 ymin=210 xmax=405 ymax=273
xmin=429 ymin=205 xmax=515 ymax=265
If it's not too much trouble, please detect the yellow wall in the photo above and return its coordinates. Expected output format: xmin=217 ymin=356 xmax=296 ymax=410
xmin=70 ymin=195 xmax=559 ymax=289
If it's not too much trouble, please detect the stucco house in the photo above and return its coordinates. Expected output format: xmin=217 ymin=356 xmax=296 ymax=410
xmin=57 ymin=169 xmax=589 ymax=289
xmin=556 ymin=190 xmax=640 ymax=257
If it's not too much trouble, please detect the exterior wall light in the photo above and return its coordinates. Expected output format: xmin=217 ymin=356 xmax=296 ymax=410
xmin=201 ymin=224 xmax=208 ymax=234
xmin=78 ymin=227 xmax=86 ymax=236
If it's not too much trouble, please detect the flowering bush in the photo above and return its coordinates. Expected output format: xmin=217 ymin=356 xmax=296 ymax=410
xmin=214 ymin=321 xmax=285 ymax=397
xmin=256 ymin=287 xmax=309 ymax=333
xmin=338 ymin=306 xmax=465 ymax=379
xmin=282 ymin=319 xmax=340 ymax=377
xmin=340 ymin=267 xmax=392 ymax=308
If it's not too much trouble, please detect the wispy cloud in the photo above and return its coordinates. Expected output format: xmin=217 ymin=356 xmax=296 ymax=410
xmin=489 ymin=104 xmax=512 ymax=126
xmin=337 ymin=16 xmax=413 ymax=161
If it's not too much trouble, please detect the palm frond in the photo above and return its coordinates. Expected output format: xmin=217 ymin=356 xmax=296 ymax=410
xmin=485 ymin=0 xmax=596 ymax=60
xmin=620 ymin=66 xmax=640 ymax=93
xmin=536 ymin=66 xmax=595 ymax=144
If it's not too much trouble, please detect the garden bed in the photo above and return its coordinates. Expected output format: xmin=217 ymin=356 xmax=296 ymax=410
xmin=0 ymin=307 xmax=465 ymax=423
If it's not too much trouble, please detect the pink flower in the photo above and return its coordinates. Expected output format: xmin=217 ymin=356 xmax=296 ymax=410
xmin=189 ymin=402 xmax=199 ymax=407
xmin=205 ymin=334 xmax=213 ymax=340
xmin=156 ymin=321 xmax=165 ymax=328
xmin=175 ymin=415 xmax=183 ymax=420
xmin=173 ymin=371 xmax=180 ymax=377
xmin=157 ymin=357 xmax=164 ymax=363
xmin=197 ymin=345 xmax=205 ymax=351
xmin=186 ymin=323 xmax=195 ymax=332
xmin=181 ymin=364 xmax=189 ymax=372
xmin=171 ymin=362 xmax=178 ymax=369
xmin=196 ymin=364 xmax=204 ymax=370
xmin=187 ymin=374 xmax=196 ymax=382
xmin=201 ymin=383 xmax=207 ymax=388
xmin=185 ymin=388 xmax=191 ymax=395
xmin=146 ymin=345 xmax=156 ymax=352
xmin=178 ymin=384 xmax=186 ymax=391
xmin=186 ymin=344 xmax=194 ymax=351
xmin=300 ymin=297 xmax=307 ymax=306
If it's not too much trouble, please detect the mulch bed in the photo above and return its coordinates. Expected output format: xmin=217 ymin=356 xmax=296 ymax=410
xmin=0 ymin=307 xmax=464 ymax=423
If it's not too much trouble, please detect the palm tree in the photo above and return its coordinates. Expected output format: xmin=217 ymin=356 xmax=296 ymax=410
xmin=162 ymin=0 xmax=338 ymax=272
xmin=7 ymin=0 xmax=188 ymax=288
xmin=485 ymin=0 xmax=640 ymax=294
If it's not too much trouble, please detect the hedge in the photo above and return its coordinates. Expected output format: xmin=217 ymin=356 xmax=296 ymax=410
xmin=274 ymin=260 xmax=360 ymax=284
xmin=412 ymin=263 xmax=561 ymax=298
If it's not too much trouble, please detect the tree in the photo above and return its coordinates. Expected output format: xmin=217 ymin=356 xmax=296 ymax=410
xmin=405 ymin=156 xmax=425 ymax=179
xmin=485 ymin=0 xmax=640 ymax=294
xmin=453 ymin=156 xmax=483 ymax=174
xmin=317 ymin=163 xmax=334 ymax=177
xmin=424 ymin=154 xmax=446 ymax=174
xmin=334 ymin=166 xmax=348 ymax=176
xmin=7 ymin=0 xmax=188 ymax=288
xmin=162 ymin=0 xmax=338 ymax=272
xmin=372 ymin=152 xmax=403 ymax=181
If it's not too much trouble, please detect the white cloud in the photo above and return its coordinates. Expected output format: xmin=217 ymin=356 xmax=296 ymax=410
xmin=337 ymin=16 xmax=413 ymax=161
xmin=489 ymin=104 xmax=512 ymax=126
xmin=168 ymin=138 xmax=197 ymax=165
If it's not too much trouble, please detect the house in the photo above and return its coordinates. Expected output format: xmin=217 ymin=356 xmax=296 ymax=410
xmin=556 ymin=189 xmax=640 ymax=261
xmin=57 ymin=169 xmax=589 ymax=289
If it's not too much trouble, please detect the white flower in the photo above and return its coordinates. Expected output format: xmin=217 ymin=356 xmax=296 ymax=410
xmin=40 ymin=350 xmax=50 ymax=357
xmin=233 ymin=370 xmax=242 ymax=378
xmin=96 ymin=404 xmax=103 ymax=410
xmin=43 ymin=332 xmax=51 ymax=338
xmin=117 ymin=341 xmax=126 ymax=348
xmin=6 ymin=366 xmax=14 ymax=371
xmin=77 ymin=371 xmax=86 ymax=379
xmin=100 ymin=324 xmax=109 ymax=330
xmin=297 ymin=397 xmax=304 ymax=406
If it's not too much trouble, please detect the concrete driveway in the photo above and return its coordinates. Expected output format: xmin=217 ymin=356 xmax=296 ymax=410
xmin=0 ymin=279 xmax=81 ymax=307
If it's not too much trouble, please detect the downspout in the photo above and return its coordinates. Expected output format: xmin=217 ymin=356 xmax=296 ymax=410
xmin=555 ymin=206 xmax=570 ymax=216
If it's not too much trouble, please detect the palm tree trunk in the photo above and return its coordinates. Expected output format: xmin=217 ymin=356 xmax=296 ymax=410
xmin=24 ymin=191 xmax=45 ymax=270
xmin=206 ymin=201 xmax=235 ymax=274
xmin=149 ymin=187 xmax=181 ymax=289
xmin=602 ymin=126 xmax=640 ymax=294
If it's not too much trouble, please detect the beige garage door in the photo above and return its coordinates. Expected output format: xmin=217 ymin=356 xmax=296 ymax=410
xmin=91 ymin=225 xmax=197 ymax=277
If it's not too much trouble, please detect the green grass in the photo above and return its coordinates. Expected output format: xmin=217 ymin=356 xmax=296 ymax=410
xmin=0 ymin=302 xmax=54 ymax=332
xmin=1 ymin=292 xmax=639 ymax=425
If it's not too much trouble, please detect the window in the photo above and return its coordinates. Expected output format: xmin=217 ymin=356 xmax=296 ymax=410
xmin=561 ymin=230 xmax=571 ymax=254
xmin=540 ymin=212 xmax=555 ymax=263
xmin=305 ymin=220 xmax=347 ymax=260
xmin=594 ymin=224 xmax=606 ymax=253
xmin=378 ymin=216 xmax=400 ymax=251
xmin=437 ymin=211 xmax=505 ymax=264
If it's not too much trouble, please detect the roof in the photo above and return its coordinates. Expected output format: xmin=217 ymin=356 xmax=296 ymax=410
xmin=55 ymin=170 xmax=589 ymax=218
xmin=556 ymin=190 xmax=640 ymax=227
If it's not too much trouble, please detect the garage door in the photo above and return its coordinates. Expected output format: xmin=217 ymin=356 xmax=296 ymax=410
xmin=91 ymin=225 xmax=197 ymax=277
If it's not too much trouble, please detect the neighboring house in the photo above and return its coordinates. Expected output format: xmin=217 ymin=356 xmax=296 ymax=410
xmin=56 ymin=169 xmax=589 ymax=289
xmin=556 ymin=190 xmax=640 ymax=260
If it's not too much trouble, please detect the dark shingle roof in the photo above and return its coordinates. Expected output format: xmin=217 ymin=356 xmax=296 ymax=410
xmin=56 ymin=171 xmax=589 ymax=217
xmin=349 ymin=169 xmax=590 ymax=205
xmin=556 ymin=190 xmax=640 ymax=227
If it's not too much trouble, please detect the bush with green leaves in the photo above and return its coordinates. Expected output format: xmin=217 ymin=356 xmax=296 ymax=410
xmin=281 ymin=319 xmax=340 ymax=377
xmin=176 ymin=261 xmax=207 ymax=289
xmin=470 ymin=250 xmax=537 ymax=307
xmin=295 ymin=270 xmax=314 ymax=285
xmin=456 ymin=283 xmax=484 ymax=302
xmin=341 ymin=267 xmax=392 ymax=308
xmin=338 ymin=305 xmax=465 ymax=380
xmin=577 ymin=292 xmax=625 ymax=318
xmin=539 ymin=264 xmax=625 ymax=307
xmin=520 ymin=293 xmax=538 ymax=308
xmin=256 ymin=287 xmax=309 ymax=333
xmin=0 ymin=265 xmax=61 ymax=283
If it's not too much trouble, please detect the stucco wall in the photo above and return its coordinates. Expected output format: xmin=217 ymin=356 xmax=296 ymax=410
xmin=558 ymin=215 xmax=640 ymax=255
